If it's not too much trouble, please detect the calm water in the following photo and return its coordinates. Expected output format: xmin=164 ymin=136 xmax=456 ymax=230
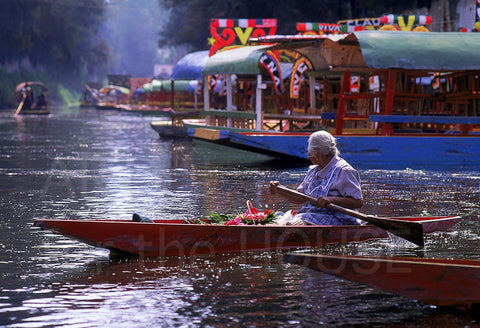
xmin=0 ymin=107 xmax=479 ymax=327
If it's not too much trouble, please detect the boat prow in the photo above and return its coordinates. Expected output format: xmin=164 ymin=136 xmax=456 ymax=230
xmin=284 ymin=254 xmax=480 ymax=310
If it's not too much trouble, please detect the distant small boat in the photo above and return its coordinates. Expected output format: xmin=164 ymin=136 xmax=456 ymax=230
xmin=33 ymin=215 xmax=460 ymax=257
xmin=80 ymin=82 xmax=102 ymax=107
xmin=284 ymin=254 xmax=480 ymax=310
xmin=15 ymin=82 xmax=49 ymax=115
xmin=96 ymin=85 xmax=130 ymax=110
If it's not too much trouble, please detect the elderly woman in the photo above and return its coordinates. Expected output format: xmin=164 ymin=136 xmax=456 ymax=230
xmin=270 ymin=130 xmax=363 ymax=225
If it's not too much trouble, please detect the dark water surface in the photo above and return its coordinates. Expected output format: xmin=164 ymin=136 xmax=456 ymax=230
xmin=0 ymin=108 xmax=479 ymax=327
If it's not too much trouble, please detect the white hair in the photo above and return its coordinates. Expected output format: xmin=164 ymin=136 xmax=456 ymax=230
xmin=308 ymin=130 xmax=338 ymax=157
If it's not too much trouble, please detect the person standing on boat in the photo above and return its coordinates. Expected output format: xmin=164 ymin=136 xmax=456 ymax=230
xmin=21 ymin=84 xmax=34 ymax=111
xmin=270 ymin=130 xmax=363 ymax=225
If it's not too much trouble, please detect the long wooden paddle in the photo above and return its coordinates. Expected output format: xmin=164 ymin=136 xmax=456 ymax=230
xmin=84 ymin=83 xmax=101 ymax=101
xmin=275 ymin=185 xmax=424 ymax=247
xmin=15 ymin=97 xmax=25 ymax=116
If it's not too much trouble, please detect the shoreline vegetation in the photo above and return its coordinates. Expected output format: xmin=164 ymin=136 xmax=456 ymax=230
xmin=0 ymin=68 xmax=83 ymax=110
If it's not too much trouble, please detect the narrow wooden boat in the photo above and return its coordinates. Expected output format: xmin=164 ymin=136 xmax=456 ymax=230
xmin=34 ymin=215 xmax=460 ymax=257
xmin=14 ymin=81 xmax=49 ymax=115
xmin=284 ymin=254 xmax=480 ymax=309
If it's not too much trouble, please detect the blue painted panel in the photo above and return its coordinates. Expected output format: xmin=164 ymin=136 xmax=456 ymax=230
xmin=228 ymin=132 xmax=480 ymax=170
xmin=369 ymin=115 xmax=480 ymax=124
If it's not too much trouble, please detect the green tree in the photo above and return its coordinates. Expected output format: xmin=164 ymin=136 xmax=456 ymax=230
xmin=0 ymin=0 xmax=110 ymax=107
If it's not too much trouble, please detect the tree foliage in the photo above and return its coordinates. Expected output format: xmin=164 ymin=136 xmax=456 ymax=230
xmin=0 ymin=0 xmax=110 ymax=107
xmin=158 ymin=0 xmax=433 ymax=51
xmin=0 ymin=0 xmax=110 ymax=83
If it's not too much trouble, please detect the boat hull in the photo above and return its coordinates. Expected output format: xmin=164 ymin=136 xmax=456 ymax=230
xmin=186 ymin=127 xmax=480 ymax=169
xmin=34 ymin=216 xmax=460 ymax=257
xmin=17 ymin=109 xmax=50 ymax=115
xmin=284 ymin=254 xmax=480 ymax=309
xmin=150 ymin=121 xmax=189 ymax=138
xmin=120 ymin=105 xmax=173 ymax=116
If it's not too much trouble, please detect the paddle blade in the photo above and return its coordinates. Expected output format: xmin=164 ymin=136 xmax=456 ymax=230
xmin=364 ymin=215 xmax=424 ymax=247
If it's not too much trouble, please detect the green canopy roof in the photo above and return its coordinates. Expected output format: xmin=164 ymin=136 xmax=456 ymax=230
xmin=202 ymin=45 xmax=275 ymax=75
xmin=161 ymin=80 xmax=192 ymax=92
xmin=354 ymin=31 xmax=480 ymax=70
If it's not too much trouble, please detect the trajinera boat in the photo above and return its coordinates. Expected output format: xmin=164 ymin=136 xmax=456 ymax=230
xmin=284 ymin=254 xmax=480 ymax=310
xmin=14 ymin=82 xmax=49 ymax=115
xmin=178 ymin=31 xmax=480 ymax=169
xmin=34 ymin=214 xmax=460 ymax=257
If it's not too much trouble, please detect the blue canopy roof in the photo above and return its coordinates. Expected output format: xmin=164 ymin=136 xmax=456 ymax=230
xmin=171 ymin=50 xmax=209 ymax=80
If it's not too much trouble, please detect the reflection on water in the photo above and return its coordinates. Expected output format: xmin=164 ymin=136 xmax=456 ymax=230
xmin=0 ymin=108 xmax=479 ymax=327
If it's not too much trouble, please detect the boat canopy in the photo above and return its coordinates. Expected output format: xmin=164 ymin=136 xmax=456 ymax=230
xmin=143 ymin=80 xmax=195 ymax=93
xmin=247 ymin=31 xmax=480 ymax=73
xmin=201 ymin=31 xmax=480 ymax=78
xmin=99 ymin=85 xmax=130 ymax=95
xmin=15 ymin=81 xmax=48 ymax=92
xmin=354 ymin=31 xmax=480 ymax=70
xmin=161 ymin=80 xmax=195 ymax=92
xmin=171 ymin=50 xmax=209 ymax=80
xmin=287 ymin=31 xmax=480 ymax=72
xmin=202 ymin=45 xmax=275 ymax=75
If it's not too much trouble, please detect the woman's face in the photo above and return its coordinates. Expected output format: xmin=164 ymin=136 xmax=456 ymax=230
xmin=308 ymin=147 xmax=320 ymax=164
xmin=308 ymin=147 xmax=331 ymax=167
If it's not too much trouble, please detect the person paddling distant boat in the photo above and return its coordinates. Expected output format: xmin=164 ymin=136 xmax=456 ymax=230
xmin=270 ymin=130 xmax=364 ymax=225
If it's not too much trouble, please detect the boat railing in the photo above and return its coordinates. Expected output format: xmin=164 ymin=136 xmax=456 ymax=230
xmin=202 ymin=110 xmax=336 ymax=132
xmin=203 ymin=110 xmax=258 ymax=130
xmin=263 ymin=113 xmax=330 ymax=132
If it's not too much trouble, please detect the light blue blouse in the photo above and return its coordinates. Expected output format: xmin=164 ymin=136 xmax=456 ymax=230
xmin=295 ymin=155 xmax=362 ymax=225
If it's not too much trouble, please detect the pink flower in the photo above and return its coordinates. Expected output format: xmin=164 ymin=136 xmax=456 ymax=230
xmin=225 ymin=217 xmax=242 ymax=225
xmin=221 ymin=209 xmax=277 ymax=225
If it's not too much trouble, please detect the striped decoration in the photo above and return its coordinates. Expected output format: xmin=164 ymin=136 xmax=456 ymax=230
xmin=380 ymin=15 xmax=432 ymax=26
xmin=211 ymin=18 xmax=277 ymax=28
xmin=338 ymin=17 xmax=382 ymax=33
xmin=296 ymin=23 xmax=342 ymax=33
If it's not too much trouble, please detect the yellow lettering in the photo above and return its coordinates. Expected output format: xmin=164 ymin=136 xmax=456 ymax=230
xmin=235 ymin=27 xmax=253 ymax=45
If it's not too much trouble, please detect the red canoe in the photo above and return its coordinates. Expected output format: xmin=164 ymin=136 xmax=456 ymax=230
xmin=33 ymin=215 xmax=460 ymax=257
xmin=284 ymin=254 xmax=480 ymax=309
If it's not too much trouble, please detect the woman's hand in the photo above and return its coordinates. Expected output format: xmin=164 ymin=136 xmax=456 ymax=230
xmin=315 ymin=196 xmax=363 ymax=209
xmin=269 ymin=181 xmax=280 ymax=194
xmin=315 ymin=196 xmax=331 ymax=208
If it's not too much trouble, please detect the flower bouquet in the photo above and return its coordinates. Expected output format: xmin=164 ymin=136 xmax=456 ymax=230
xmin=209 ymin=203 xmax=277 ymax=226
